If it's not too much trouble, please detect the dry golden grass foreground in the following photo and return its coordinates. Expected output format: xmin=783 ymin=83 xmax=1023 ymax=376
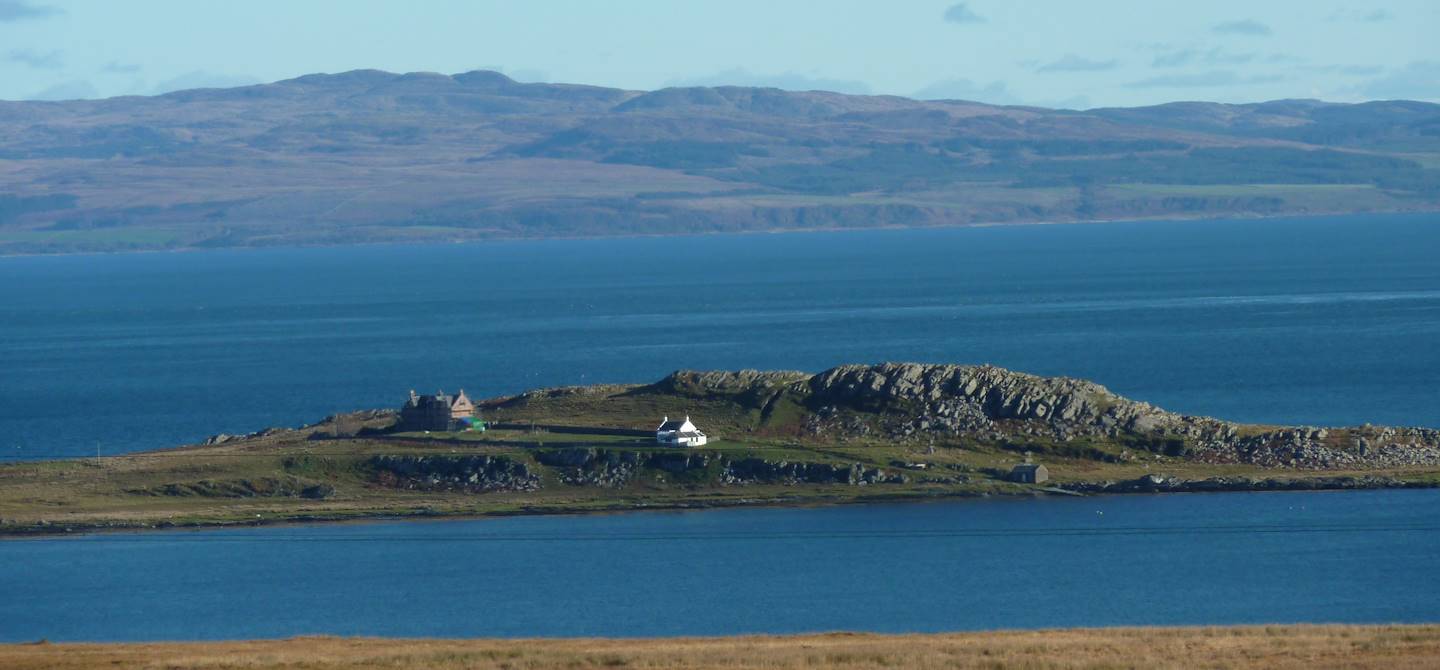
xmin=3 ymin=625 xmax=1439 ymax=670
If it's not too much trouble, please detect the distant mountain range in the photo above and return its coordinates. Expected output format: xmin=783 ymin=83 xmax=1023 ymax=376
xmin=2 ymin=69 xmax=1438 ymax=254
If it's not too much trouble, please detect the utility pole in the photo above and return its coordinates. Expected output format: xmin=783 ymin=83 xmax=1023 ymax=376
xmin=95 ymin=441 xmax=105 ymax=490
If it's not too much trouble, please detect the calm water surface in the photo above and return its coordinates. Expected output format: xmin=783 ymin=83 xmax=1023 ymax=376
xmin=2 ymin=490 xmax=1438 ymax=641
xmin=2 ymin=213 xmax=1439 ymax=460
xmin=4 ymin=225 xmax=1440 ymax=642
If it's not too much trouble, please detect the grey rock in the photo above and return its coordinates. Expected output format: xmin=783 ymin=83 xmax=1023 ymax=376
xmin=368 ymin=454 xmax=540 ymax=492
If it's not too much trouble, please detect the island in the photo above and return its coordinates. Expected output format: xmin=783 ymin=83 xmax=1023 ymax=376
xmin=3 ymin=362 xmax=1438 ymax=536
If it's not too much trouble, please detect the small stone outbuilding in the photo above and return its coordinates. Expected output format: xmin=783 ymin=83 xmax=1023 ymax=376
xmin=1009 ymin=462 xmax=1050 ymax=484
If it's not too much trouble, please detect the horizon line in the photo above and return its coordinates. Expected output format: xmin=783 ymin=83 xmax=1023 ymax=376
xmin=3 ymin=67 xmax=1430 ymax=111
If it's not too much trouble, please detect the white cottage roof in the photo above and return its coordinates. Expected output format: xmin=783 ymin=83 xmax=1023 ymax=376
xmin=658 ymin=415 xmax=697 ymax=432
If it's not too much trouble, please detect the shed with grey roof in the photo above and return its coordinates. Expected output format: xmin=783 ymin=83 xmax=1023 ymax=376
xmin=1009 ymin=462 xmax=1050 ymax=484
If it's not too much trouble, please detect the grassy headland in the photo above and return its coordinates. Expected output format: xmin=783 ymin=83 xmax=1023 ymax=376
xmin=4 ymin=625 xmax=1439 ymax=669
xmin=3 ymin=363 xmax=1438 ymax=536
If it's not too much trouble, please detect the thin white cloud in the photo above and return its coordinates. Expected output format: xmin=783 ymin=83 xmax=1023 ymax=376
xmin=1300 ymin=64 xmax=1384 ymax=76
xmin=1152 ymin=48 xmax=1258 ymax=68
xmin=1126 ymin=70 xmax=1285 ymax=88
xmin=102 ymin=61 xmax=142 ymax=74
xmin=0 ymin=0 xmax=61 ymax=22
xmin=1355 ymin=61 xmax=1440 ymax=101
xmin=942 ymin=3 xmax=985 ymax=24
xmin=1036 ymin=54 xmax=1118 ymax=73
xmin=6 ymin=48 xmax=63 ymax=69
xmin=1327 ymin=8 xmax=1393 ymax=22
xmin=1157 ymin=47 xmax=1296 ymax=68
xmin=1129 ymin=71 xmax=1240 ymax=88
xmin=1264 ymin=53 xmax=1304 ymax=64
xmin=1212 ymin=19 xmax=1272 ymax=36
xmin=1152 ymin=50 xmax=1198 ymax=68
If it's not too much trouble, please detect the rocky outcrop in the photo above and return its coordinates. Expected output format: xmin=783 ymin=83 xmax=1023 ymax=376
xmin=530 ymin=447 xmax=903 ymax=488
xmin=648 ymin=451 xmax=715 ymax=474
xmin=803 ymin=363 xmax=1182 ymax=439
xmin=199 ymin=410 xmax=398 ymax=445
xmin=535 ymin=448 xmax=717 ymax=487
xmin=493 ymin=383 xmax=640 ymax=408
xmin=379 ymin=362 xmax=1440 ymax=477
xmin=368 ymin=455 xmax=539 ymax=492
xmin=535 ymin=448 xmax=648 ymax=487
xmin=1222 ymin=426 xmax=1440 ymax=469
xmin=649 ymin=369 xmax=809 ymax=401
xmin=721 ymin=458 xmax=907 ymax=486
xmin=1063 ymin=473 xmax=1423 ymax=494
xmin=791 ymin=363 xmax=1440 ymax=470
xmin=201 ymin=427 xmax=295 ymax=445
xmin=641 ymin=370 xmax=812 ymax=425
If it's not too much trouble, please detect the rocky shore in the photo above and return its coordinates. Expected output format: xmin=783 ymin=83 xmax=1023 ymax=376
xmin=1060 ymin=473 xmax=1431 ymax=494
xmin=366 ymin=449 xmax=909 ymax=491
xmin=652 ymin=363 xmax=1440 ymax=470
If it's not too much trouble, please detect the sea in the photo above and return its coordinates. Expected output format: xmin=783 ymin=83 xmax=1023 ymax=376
xmin=2 ymin=213 xmax=1440 ymax=640
xmin=3 ymin=213 xmax=1439 ymax=461
xmin=1 ymin=490 xmax=1438 ymax=641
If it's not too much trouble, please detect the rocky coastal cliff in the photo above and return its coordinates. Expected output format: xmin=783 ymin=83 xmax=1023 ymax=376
xmin=620 ymin=363 xmax=1440 ymax=470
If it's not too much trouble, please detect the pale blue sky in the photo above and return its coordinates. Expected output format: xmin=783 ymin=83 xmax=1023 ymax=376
xmin=1 ymin=0 xmax=1436 ymax=107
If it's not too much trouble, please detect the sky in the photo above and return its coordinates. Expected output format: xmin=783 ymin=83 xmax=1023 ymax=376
xmin=1 ymin=0 xmax=1436 ymax=109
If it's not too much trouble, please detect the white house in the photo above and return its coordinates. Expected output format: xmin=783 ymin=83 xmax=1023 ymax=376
xmin=656 ymin=415 xmax=707 ymax=447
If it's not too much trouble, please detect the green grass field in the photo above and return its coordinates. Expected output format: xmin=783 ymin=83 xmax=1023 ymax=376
xmin=4 ymin=415 xmax=1436 ymax=537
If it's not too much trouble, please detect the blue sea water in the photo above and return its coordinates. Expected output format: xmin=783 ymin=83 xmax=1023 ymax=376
xmin=4 ymin=214 xmax=1440 ymax=642
xmin=2 ymin=490 xmax=1438 ymax=641
xmin=2 ymin=213 xmax=1439 ymax=461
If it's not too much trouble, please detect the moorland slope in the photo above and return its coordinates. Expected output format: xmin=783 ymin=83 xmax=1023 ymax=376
xmin=3 ymin=71 xmax=1439 ymax=253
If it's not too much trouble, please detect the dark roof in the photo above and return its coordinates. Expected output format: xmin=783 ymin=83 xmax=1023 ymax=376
xmin=658 ymin=420 xmax=686 ymax=431
xmin=407 ymin=391 xmax=461 ymax=409
xmin=1011 ymin=463 xmax=1045 ymax=472
xmin=676 ymin=431 xmax=704 ymax=438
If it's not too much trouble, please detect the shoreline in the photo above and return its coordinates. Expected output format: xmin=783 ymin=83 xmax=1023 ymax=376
xmin=4 ymin=624 xmax=1438 ymax=669
xmin=5 ymin=475 xmax=1434 ymax=539
xmin=3 ymin=207 xmax=1437 ymax=259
